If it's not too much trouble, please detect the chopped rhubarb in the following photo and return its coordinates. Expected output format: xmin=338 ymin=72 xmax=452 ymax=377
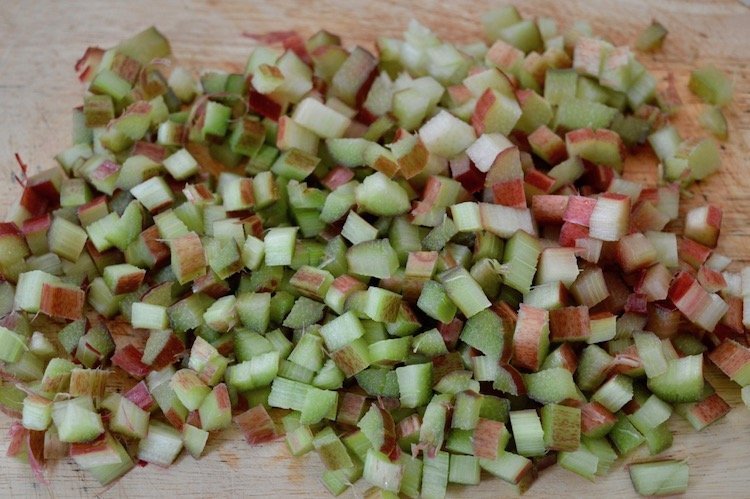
xmin=235 ymin=405 xmax=280 ymax=445
xmin=0 ymin=12 xmax=745 ymax=497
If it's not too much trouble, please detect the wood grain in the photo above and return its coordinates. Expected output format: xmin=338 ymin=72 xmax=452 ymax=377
xmin=1 ymin=0 xmax=749 ymax=497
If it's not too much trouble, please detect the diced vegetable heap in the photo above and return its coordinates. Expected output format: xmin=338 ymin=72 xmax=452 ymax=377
xmin=0 ymin=6 xmax=740 ymax=498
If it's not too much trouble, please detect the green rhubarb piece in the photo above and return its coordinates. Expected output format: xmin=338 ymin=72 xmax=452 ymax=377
xmin=629 ymin=460 xmax=689 ymax=496
xmin=689 ymin=65 xmax=733 ymax=106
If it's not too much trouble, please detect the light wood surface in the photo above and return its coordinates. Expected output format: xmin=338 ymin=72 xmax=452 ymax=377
xmin=1 ymin=0 xmax=749 ymax=497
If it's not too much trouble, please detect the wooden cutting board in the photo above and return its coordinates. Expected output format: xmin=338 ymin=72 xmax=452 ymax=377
xmin=1 ymin=0 xmax=749 ymax=496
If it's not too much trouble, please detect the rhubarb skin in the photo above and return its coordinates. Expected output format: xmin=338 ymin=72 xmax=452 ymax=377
xmin=512 ymin=304 xmax=549 ymax=372
xmin=563 ymin=196 xmax=596 ymax=227
xmin=582 ymin=162 xmax=615 ymax=193
xmin=40 ymin=283 xmax=85 ymax=321
xmin=18 ymin=187 xmax=50 ymax=217
xmin=493 ymin=301 xmax=519 ymax=337
xmin=450 ymin=155 xmax=486 ymax=194
xmin=234 ymin=405 xmax=279 ymax=444
xmin=170 ymin=232 xmax=207 ymax=284
xmin=332 ymin=47 xmax=378 ymax=108
xmin=112 ymin=269 xmax=146 ymax=294
xmin=321 ymin=167 xmax=355 ymax=191
xmin=580 ymin=402 xmax=617 ymax=438
xmin=248 ymin=89 xmax=285 ymax=121
xmin=528 ymin=125 xmax=567 ymax=165
xmin=531 ymin=195 xmax=568 ymax=225
xmin=616 ymin=233 xmax=658 ymax=274
xmin=486 ymin=39 xmax=524 ymax=71
xmin=21 ymin=213 xmax=51 ymax=239
xmin=629 ymin=201 xmax=670 ymax=233
xmin=551 ymin=343 xmax=579 ymax=374
xmin=609 ymin=345 xmax=644 ymax=377
xmin=75 ymin=47 xmax=105 ymax=83
xmin=448 ymin=84 xmax=473 ymax=106
xmin=696 ymin=265 xmax=726 ymax=294
xmin=492 ymin=178 xmax=527 ymax=208
xmin=133 ymin=141 xmax=167 ymax=162
xmin=69 ymin=432 xmax=113 ymax=462
xmin=472 ymin=88 xmax=518 ymax=136
xmin=473 ymin=418 xmax=507 ymax=460
xmin=438 ymin=317 xmax=463 ymax=350
xmin=708 ymin=339 xmax=750 ymax=386
xmin=668 ymin=270 xmax=701 ymax=305
xmin=524 ymin=169 xmax=556 ymax=196
xmin=0 ymin=222 xmax=29 ymax=253
xmin=636 ymin=264 xmax=672 ymax=302
xmin=140 ymin=225 xmax=170 ymax=268
xmin=645 ymin=302 xmax=681 ymax=339
xmin=150 ymin=334 xmax=186 ymax=370
xmin=717 ymin=295 xmax=744 ymax=338
xmin=565 ymin=128 xmax=625 ymax=172
xmin=549 ymin=306 xmax=591 ymax=342
xmin=432 ymin=352 xmax=465 ymax=385
xmin=684 ymin=204 xmax=722 ymax=248
xmin=681 ymin=393 xmax=731 ymax=429
xmin=396 ymin=138 xmax=431 ymax=180
xmin=111 ymin=344 xmax=151 ymax=379
xmin=678 ymin=238 xmax=711 ymax=269
xmin=485 ymin=146 xmax=523 ymax=188
xmin=669 ymin=270 xmax=728 ymax=331
xmin=6 ymin=422 xmax=27 ymax=457
xmin=624 ymin=293 xmax=648 ymax=314
xmin=495 ymin=363 xmax=527 ymax=396
xmin=124 ymin=381 xmax=157 ymax=411
xmin=336 ymin=392 xmax=368 ymax=427
xmin=559 ymin=222 xmax=589 ymax=248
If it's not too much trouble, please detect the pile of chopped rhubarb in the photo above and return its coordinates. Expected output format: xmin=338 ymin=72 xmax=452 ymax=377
xmin=0 ymin=6 xmax=742 ymax=497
